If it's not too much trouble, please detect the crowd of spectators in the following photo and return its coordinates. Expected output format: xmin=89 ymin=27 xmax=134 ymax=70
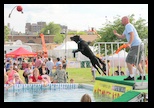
xmin=4 ymin=56 xmax=71 ymax=90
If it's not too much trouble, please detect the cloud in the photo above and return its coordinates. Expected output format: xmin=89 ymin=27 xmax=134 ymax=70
xmin=4 ymin=4 xmax=148 ymax=33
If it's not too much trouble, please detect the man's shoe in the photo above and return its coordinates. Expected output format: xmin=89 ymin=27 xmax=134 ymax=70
xmin=137 ymin=76 xmax=146 ymax=80
xmin=124 ymin=76 xmax=134 ymax=80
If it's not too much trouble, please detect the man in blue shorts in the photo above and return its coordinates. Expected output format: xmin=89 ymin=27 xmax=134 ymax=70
xmin=113 ymin=16 xmax=145 ymax=80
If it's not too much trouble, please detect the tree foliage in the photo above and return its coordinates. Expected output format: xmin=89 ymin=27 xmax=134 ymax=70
xmin=67 ymin=31 xmax=87 ymax=35
xmin=40 ymin=22 xmax=63 ymax=44
xmin=4 ymin=26 xmax=10 ymax=42
xmin=95 ymin=14 xmax=148 ymax=55
xmin=39 ymin=22 xmax=88 ymax=44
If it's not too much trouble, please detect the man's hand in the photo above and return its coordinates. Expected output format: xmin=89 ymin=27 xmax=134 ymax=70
xmin=113 ymin=30 xmax=125 ymax=39
xmin=113 ymin=30 xmax=117 ymax=35
xmin=126 ymin=43 xmax=131 ymax=48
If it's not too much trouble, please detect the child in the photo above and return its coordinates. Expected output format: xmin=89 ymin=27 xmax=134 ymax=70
xmin=80 ymin=94 xmax=92 ymax=102
xmin=70 ymin=78 xmax=74 ymax=83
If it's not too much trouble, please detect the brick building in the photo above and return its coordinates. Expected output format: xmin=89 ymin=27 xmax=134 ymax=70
xmin=25 ymin=22 xmax=46 ymax=35
xmin=7 ymin=34 xmax=99 ymax=56
xmin=8 ymin=35 xmax=54 ymax=44
xmin=8 ymin=34 xmax=99 ymax=44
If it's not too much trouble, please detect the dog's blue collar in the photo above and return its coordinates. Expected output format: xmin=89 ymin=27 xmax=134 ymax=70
xmin=77 ymin=38 xmax=82 ymax=44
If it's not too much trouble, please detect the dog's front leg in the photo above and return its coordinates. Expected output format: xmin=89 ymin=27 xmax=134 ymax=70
xmin=72 ymin=49 xmax=79 ymax=58
xmin=72 ymin=49 xmax=79 ymax=53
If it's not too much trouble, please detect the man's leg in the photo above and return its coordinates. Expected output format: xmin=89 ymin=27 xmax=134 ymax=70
xmin=127 ymin=63 xmax=133 ymax=76
xmin=137 ymin=63 xmax=146 ymax=80
xmin=124 ymin=47 xmax=135 ymax=80
xmin=124 ymin=62 xmax=134 ymax=80
xmin=136 ymin=44 xmax=146 ymax=80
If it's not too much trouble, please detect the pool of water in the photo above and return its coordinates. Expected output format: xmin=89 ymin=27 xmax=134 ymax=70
xmin=4 ymin=83 xmax=113 ymax=102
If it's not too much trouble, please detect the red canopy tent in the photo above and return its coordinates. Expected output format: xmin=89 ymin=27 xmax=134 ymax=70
xmin=5 ymin=47 xmax=37 ymax=58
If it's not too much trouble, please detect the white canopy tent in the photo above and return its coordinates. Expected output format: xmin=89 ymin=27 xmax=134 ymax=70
xmin=103 ymin=50 xmax=128 ymax=67
xmin=54 ymin=41 xmax=77 ymax=50
xmin=52 ymin=41 xmax=77 ymax=59
xmin=52 ymin=41 xmax=96 ymax=60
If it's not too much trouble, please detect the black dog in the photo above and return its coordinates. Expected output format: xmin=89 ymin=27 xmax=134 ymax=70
xmin=70 ymin=35 xmax=106 ymax=75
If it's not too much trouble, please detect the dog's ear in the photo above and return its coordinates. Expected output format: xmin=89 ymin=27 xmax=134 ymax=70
xmin=75 ymin=35 xmax=80 ymax=40
xmin=74 ymin=35 xmax=79 ymax=39
xmin=77 ymin=35 xmax=80 ymax=38
xmin=87 ymin=41 xmax=91 ymax=45
xmin=78 ymin=35 xmax=83 ymax=41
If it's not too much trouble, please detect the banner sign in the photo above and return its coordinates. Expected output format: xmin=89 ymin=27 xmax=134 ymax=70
xmin=93 ymin=80 xmax=133 ymax=99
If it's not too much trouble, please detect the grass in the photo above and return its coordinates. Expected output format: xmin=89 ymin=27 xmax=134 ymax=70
xmin=66 ymin=68 xmax=98 ymax=85
xmin=16 ymin=67 xmax=149 ymax=86
xmin=18 ymin=67 xmax=126 ymax=85
xmin=18 ymin=68 xmax=97 ymax=85
xmin=18 ymin=70 xmax=25 ymax=83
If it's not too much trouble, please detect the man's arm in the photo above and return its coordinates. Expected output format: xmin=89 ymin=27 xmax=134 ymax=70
xmin=128 ymin=32 xmax=134 ymax=45
xmin=113 ymin=30 xmax=125 ymax=39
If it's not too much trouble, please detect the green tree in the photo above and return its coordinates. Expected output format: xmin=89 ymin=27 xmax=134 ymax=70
xmin=40 ymin=22 xmax=63 ymax=43
xmin=67 ymin=31 xmax=87 ymax=35
xmin=95 ymin=14 xmax=148 ymax=55
xmin=4 ymin=26 xmax=10 ymax=42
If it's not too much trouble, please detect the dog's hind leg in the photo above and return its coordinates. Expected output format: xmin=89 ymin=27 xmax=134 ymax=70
xmin=96 ymin=62 xmax=106 ymax=75
xmin=91 ymin=63 xmax=101 ymax=75
xmin=95 ymin=57 xmax=106 ymax=75
xmin=96 ymin=56 xmax=105 ymax=66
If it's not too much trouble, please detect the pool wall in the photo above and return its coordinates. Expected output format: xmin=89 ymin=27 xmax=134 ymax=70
xmin=4 ymin=83 xmax=80 ymax=91
xmin=78 ymin=83 xmax=93 ymax=90
xmin=4 ymin=83 xmax=94 ymax=91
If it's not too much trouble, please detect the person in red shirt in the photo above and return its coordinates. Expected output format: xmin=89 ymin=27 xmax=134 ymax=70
xmin=4 ymin=73 xmax=14 ymax=90
xmin=6 ymin=65 xmax=17 ymax=82
xmin=28 ymin=68 xmax=47 ymax=87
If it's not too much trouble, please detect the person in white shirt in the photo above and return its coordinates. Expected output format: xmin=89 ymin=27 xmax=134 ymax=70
xmin=45 ymin=58 xmax=54 ymax=82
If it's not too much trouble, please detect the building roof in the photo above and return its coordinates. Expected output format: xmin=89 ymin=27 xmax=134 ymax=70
xmin=67 ymin=35 xmax=99 ymax=42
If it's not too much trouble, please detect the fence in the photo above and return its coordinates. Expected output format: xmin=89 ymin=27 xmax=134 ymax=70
xmin=93 ymin=41 xmax=148 ymax=79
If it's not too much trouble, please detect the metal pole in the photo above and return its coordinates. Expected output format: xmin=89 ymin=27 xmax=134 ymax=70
xmin=65 ymin=26 xmax=67 ymax=59
xmin=8 ymin=6 xmax=17 ymax=18
xmin=11 ymin=28 xmax=13 ymax=42
xmin=8 ymin=5 xmax=23 ymax=42
xmin=65 ymin=30 xmax=66 ymax=57
xmin=8 ymin=5 xmax=23 ymax=18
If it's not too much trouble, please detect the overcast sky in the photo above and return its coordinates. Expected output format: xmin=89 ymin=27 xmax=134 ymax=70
xmin=4 ymin=4 xmax=148 ymax=33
